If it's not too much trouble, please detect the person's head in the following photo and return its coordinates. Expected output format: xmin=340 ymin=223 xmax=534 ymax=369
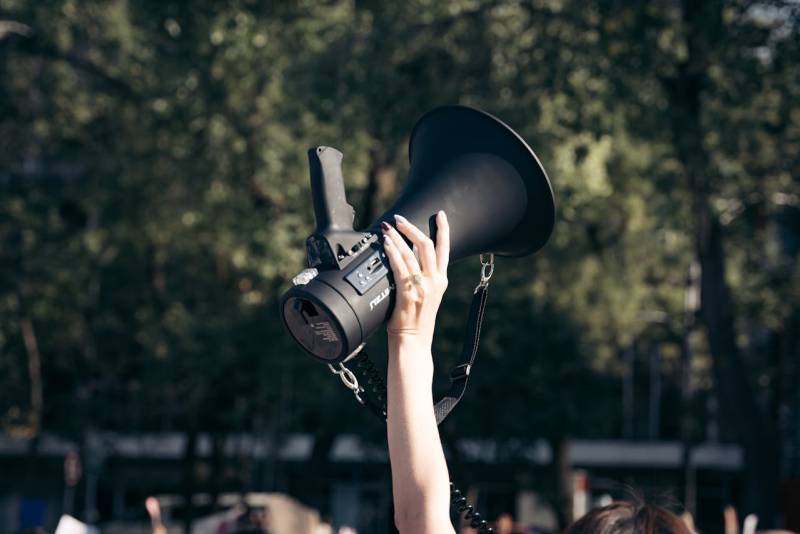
xmin=496 ymin=512 xmax=514 ymax=534
xmin=565 ymin=501 xmax=692 ymax=534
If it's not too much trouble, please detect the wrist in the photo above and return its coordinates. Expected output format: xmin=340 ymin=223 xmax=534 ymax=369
xmin=388 ymin=332 xmax=433 ymax=353
xmin=388 ymin=334 xmax=434 ymax=375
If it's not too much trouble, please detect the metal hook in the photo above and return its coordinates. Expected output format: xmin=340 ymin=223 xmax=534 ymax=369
xmin=477 ymin=253 xmax=495 ymax=290
xmin=328 ymin=362 xmax=365 ymax=404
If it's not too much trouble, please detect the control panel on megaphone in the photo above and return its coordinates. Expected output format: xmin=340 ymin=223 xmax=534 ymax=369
xmin=281 ymin=105 xmax=555 ymax=362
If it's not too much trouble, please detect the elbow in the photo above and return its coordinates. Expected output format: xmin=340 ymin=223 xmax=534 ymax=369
xmin=394 ymin=501 xmax=422 ymax=531
xmin=393 ymin=513 xmax=431 ymax=534
xmin=394 ymin=499 xmax=428 ymax=532
xmin=394 ymin=516 xmax=453 ymax=534
xmin=393 ymin=500 xmax=452 ymax=534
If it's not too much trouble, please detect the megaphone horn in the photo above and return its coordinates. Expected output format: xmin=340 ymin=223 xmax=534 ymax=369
xmin=281 ymin=105 xmax=555 ymax=362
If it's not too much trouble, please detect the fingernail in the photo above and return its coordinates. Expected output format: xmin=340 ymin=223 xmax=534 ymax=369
xmin=394 ymin=214 xmax=407 ymax=224
xmin=383 ymin=234 xmax=393 ymax=245
xmin=380 ymin=221 xmax=391 ymax=232
xmin=438 ymin=210 xmax=446 ymax=219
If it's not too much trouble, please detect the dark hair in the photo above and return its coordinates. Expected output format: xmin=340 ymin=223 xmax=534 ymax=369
xmin=565 ymin=501 xmax=692 ymax=534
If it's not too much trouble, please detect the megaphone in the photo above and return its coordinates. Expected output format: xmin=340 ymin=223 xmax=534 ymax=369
xmin=281 ymin=105 xmax=555 ymax=362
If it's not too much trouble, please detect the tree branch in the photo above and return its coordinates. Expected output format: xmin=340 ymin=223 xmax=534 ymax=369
xmin=19 ymin=317 xmax=43 ymax=437
xmin=1 ymin=27 xmax=139 ymax=101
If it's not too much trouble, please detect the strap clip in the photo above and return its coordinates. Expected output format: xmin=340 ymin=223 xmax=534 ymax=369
xmin=328 ymin=362 xmax=365 ymax=405
xmin=476 ymin=253 xmax=495 ymax=292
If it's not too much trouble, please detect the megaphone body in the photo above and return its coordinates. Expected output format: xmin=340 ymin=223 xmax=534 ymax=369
xmin=281 ymin=106 xmax=555 ymax=362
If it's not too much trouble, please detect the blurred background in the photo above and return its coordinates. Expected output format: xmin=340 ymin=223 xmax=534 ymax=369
xmin=1 ymin=0 xmax=799 ymax=533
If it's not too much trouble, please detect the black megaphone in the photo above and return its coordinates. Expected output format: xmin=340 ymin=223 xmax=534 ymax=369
xmin=281 ymin=105 xmax=555 ymax=362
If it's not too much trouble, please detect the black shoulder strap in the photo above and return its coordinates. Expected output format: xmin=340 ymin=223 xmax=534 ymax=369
xmin=433 ymin=284 xmax=489 ymax=424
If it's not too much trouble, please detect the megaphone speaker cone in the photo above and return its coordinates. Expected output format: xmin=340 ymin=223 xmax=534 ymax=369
xmin=372 ymin=105 xmax=555 ymax=260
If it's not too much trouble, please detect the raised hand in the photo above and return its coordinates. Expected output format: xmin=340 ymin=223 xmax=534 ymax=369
xmin=380 ymin=211 xmax=450 ymax=345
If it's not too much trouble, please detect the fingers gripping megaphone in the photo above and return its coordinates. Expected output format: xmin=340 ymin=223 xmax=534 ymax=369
xmin=281 ymin=105 xmax=555 ymax=362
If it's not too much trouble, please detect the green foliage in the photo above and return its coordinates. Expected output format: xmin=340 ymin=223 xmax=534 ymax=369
xmin=0 ymin=0 xmax=797 ymax=480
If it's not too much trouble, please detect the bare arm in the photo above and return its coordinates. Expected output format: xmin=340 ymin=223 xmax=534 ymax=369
xmin=381 ymin=211 xmax=456 ymax=534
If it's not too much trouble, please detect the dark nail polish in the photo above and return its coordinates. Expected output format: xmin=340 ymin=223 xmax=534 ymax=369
xmin=381 ymin=221 xmax=391 ymax=231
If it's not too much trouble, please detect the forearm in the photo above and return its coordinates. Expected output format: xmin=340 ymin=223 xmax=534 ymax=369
xmin=380 ymin=211 xmax=454 ymax=533
xmin=387 ymin=335 xmax=453 ymax=531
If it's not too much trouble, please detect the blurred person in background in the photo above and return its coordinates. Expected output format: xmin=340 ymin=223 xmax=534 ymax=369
xmin=315 ymin=517 xmax=334 ymax=534
xmin=145 ymin=496 xmax=167 ymax=534
xmin=564 ymin=501 xmax=692 ymax=534
xmin=229 ymin=504 xmax=271 ymax=534
xmin=495 ymin=512 xmax=514 ymax=534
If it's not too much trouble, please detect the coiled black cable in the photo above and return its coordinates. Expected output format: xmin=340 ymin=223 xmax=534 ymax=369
xmin=353 ymin=351 xmax=387 ymax=417
xmin=451 ymin=483 xmax=493 ymax=533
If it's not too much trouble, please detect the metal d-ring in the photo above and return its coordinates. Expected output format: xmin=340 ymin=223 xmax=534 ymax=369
xmin=477 ymin=253 xmax=495 ymax=290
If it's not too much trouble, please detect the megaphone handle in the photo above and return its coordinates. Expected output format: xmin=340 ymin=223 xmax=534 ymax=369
xmin=307 ymin=146 xmax=355 ymax=233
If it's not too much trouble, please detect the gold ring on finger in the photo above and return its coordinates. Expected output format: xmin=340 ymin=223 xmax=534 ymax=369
xmin=403 ymin=273 xmax=422 ymax=287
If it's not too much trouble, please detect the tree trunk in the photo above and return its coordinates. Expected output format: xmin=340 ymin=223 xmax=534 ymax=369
xmin=552 ymin=436 xmax=573 ymax=530
xmin=663 ymin=0 xmax=779 ymax=524
xmin=19 ymin=317 xmax=42 ymax=437
xmin=679 ymin=323 xmax=697 ymax=516
xmin=697 ymin=211 xmax=779 ymax=525
xmin=209 ymin=433 xmax=224 ymax=512
xmin=182 ymin=430 xmax=198 ymax=533
xmin=357 ymin=145 xmax=397 ymax=229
